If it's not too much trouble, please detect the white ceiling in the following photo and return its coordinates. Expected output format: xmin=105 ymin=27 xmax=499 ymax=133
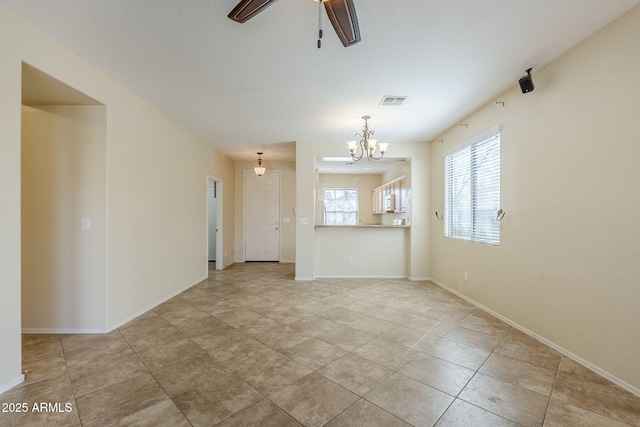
xmin=4 ymin=0 xmax=639 ymax=165
xmin=316 ymin=156 xmax=407 ymax=175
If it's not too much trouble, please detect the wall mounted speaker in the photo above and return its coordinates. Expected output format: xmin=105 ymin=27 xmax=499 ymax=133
xmin=519 ymin=68 xmax=534 ymax=94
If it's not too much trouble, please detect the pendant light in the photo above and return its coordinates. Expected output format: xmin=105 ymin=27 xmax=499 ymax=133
xmin=254 ymin=152 xmax=266 ymax=176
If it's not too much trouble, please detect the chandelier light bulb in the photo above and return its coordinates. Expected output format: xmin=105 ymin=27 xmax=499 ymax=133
xmin=347 ymin=140 xmax=358 ymax=154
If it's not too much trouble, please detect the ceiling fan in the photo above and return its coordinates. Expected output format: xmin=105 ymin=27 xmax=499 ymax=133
xmin=228 ymin=0 xmax=361 ymax=47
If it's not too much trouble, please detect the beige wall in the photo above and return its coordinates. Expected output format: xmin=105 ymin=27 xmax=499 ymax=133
xmin=430 ymin=6 xmax=640 ymax=392
xmin=295 ymin=142 xmax=316 ymax=279
xmin=0 ymin=5 xmax=236 ymax=393
xmin=213 ymin=152 xmax=237 ymax=271
xmin=234 ymin=161 xmax=296 ymax=263
xmin=315 ymin=227 xmax=407 ymax=277
xmin=22 ymin=105 xmax=107 ymax=332
xmin=0 ymin=20 xmax=24 ymax=391
xmin=105 ymin=99 xmax=235 ymax=328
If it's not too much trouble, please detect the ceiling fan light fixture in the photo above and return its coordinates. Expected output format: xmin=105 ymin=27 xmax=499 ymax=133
xmin=228 ymin=0 xmax=360 ymax=47
xmin=228 ymin=0 xmax=278 ymax=23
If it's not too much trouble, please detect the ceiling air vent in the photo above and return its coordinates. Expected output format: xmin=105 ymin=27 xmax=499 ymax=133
xmin=380 ymin=96 xmax=408 ymax=106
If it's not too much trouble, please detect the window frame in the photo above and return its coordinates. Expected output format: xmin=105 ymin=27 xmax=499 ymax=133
xmin=443 ymin=125 xmax=501 ymax=245
xmin=322 ymin=187 xmax=359 ymax=226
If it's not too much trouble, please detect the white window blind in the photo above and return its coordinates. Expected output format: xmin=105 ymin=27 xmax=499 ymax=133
xmin=444 ymin=126 xmax=501 ymax=245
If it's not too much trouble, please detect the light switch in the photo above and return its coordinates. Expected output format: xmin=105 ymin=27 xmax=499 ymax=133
xmin=299 ymin=218 xmax=309 ymax=225
xmin=82 ymin=218 xmax=91 ymax=230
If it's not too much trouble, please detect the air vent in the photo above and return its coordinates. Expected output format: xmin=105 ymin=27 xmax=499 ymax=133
xmin=380 ymin=96 xmax=408 ymax=106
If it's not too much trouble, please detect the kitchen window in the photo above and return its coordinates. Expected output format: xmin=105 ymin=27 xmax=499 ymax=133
xmin=323 ymin=188 xmax=358 ymax=225
xmin=444 ymin=126 xmax=501 ymax=245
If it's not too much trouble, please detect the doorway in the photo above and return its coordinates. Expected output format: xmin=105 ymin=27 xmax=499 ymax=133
xmin=244 ymin=170 xmax=280 ymax=261
xmin=207 ymin=176 xmax=223 ymax=271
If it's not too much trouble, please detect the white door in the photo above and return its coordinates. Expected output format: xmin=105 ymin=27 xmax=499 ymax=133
xmin=245 ymin=170 xmax=280 ymax=261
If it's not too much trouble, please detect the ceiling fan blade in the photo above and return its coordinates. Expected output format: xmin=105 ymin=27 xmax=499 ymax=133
xmin=228 ymin=0 xmax=278 ymax=23
xmin=324 ymin=0 xmax=361 ymax=47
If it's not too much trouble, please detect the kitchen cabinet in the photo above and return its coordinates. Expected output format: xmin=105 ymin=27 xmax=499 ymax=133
xmin=372 ymin=175 xmax=407 ymax=214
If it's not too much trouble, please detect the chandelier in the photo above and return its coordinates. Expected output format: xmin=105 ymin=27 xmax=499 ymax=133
xmin=254 ymin=152 xmax=266 ymax=176
xmin=347 ymin=116 xmax=389 ymax=161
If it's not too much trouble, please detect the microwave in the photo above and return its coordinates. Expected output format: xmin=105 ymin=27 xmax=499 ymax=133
xmin=384 ymin=194 xmax=395 ymax=212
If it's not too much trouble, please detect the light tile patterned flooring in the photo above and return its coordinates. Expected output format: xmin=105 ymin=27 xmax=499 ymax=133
xmin=2 ymin=262 xmax=640 ymax=426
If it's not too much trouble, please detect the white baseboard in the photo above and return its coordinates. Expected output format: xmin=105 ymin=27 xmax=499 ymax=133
xmin=429 ymin=277 xmax=640 ymax=398
xmin=408 ymin=276 xmax=429 ymax=281
xmin=0 ymin=373 xmax=25 ymax=395
xmin=108 ymin=275 xmax=207 ymax=331
xmin=294 ymin=276 xmax=314 ymax=281
xmin=22 ymin=328 xmax=107 ymax=334
xmin=20 ymin=275 xmax=209 ymax=335
xmin=315 ymin=275 xmax=406 ymax=279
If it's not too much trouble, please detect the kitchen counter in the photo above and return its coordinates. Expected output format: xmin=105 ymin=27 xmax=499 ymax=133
xmin=314 ymin=225 xmax=408 ymax=277
xmin=315 ymin=224 xmax=409 ymax=228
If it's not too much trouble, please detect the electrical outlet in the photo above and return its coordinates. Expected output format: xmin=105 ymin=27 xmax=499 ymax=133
xmin=464 ymin=272 xmax=469 ymax=282
xmin=347 ymin=257 xmax=353 ymax=264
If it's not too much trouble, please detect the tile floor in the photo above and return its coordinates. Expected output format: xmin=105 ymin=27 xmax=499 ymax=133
xmin=2 ymin=262 xmax=639 ymax=426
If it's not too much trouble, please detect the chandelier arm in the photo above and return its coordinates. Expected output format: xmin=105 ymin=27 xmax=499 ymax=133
xmin=350 ymin=151 xmax=364 ymax=161
xmin=350 ymin=136 xmax=365 ymax=161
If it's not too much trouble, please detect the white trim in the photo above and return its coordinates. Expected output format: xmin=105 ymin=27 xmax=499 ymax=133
xmin=296 ymin=274 xmax=426 ymax=281
xmin=443 ymin=124 xmax=501 ymax=157
xmin=107 ymin=274 xmax=207 ymax=331
xmin=0 ymin=374 xmax=25 ymax=395
xmin=430 ymin=277 xmax=640 ymax=398
xmin=315 ymin=274 xmax=406 ymax=279
xmin=104 ymin=107 xmax=111 ymax=335
xmin=22 ymin=328 xmax=107 ymax=334
xmin=206 ymin=175 xmax=224 ymax=272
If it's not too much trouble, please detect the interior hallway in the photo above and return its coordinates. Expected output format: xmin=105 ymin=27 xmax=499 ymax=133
xmin=2 ymin=262 xmax=639 ymax=426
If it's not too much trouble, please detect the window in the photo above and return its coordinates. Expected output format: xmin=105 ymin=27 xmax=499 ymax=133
xmin=323 ymin=188 xmax=358 ymax=225
xmin=444 ymin=126 xmax=501 ymax=245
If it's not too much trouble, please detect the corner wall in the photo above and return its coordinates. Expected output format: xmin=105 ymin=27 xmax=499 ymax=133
xmin=429 ymin=5 xmax=640 ymax=391
xmin=0 ymin=34 xmax=24 ymax=393
xmin=0 ymin=5 xmax=235 ymax=393
xmin=21 ymin=105 xmax=107 ymax=332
